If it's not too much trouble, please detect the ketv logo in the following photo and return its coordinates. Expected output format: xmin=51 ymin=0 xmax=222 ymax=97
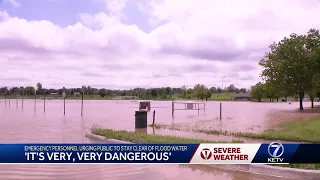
xmin=267 ymin=142 xmax=284 ymax=163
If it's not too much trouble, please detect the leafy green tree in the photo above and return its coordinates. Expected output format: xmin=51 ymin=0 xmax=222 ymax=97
xmin=10 ymin=87 xmax=20 ymax=95
xmin=98 ymin=88 xmax=106 ymax=97
xmin=36 ymin=83 xmax=42 ymax=95
xmin=164 ymin=87 xmax=171 ymax=95
xmin=192 ymin=84 xmax=209 ymax=101
xmin=151 ymin=88 xmax=158 ymax=97
xmin=250 ymin=82 xmax=265 ymax=102
xmin=205 ymin=89 xmax=212 ymax=101
xmin=25 ymin=86 xmax=36 ymax=95
xmin=305 ymin=29 xmax=320 ymax=108
xmin=226 ymin=84 xmax=237 ymax=92
xmin=264 ymin=81 xmax=278 ymax=102
xmin=259 ymin=33 xmax=315 ymax=110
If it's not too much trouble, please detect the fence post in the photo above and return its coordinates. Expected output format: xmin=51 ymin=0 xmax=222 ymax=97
xmin=63 ymin=87 xmax=66 ymax=115
xmin=44 ymin=89 xmax=46 ymax=112
xmin=220 ymin=102 xmax=222 ymax=119
xmin=171 ymin=101 xmax=174 ymax=117
xmin=81 ymin=86 xmax=84 ymax=117
xmin=34 ymin=93 xmax=36 ymax=110
xmin=152 ymin=110 xmax=156 ymax=125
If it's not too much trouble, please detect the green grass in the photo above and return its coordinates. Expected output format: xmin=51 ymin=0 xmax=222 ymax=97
xmin=148 ymin=123 xmax=320 ymax=170
xmin=210 ymin=93 xmax=233 ymax=101
xmin=153 ymin=118 xmax=320 ymax=143
xmin=234 ymin=118 xmax=320 ymax=143
xmin=271 ymin=164 xmax=320 ymax=170
xmin=91 ymin=128 xmax=243 ymax=143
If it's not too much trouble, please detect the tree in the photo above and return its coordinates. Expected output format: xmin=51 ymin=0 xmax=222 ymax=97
xmin=98 ymin=88 xmax=106 ymax=97
xmin=209 ymin=87 xmax=217 ymax=93
xmin=165 ymin=87 xmax=171 ymax=95
xmin=151 ymin=88 xmax=158 ymax=97
xmin=181 ymin=85 xmax=187 ymax=98
xmin=259 ymin=33 xmax=315 ymax=110
xmin=0 ymin=87 xmax=9 ymax=95
xmin=192 ymin=84 xmax=208 ymax=101
xmin=305 ymin=29 xmax=320 ymax=108
xmin=250 ymin=82 xmax=265 ymax=102
xmin=25 ymin=86 xmax=36 ymax=95
xmin=20 ymin=86 xmax=25 ymax=95
xmin=227 ymin=84 xmax=237 ymax=92
xmin=36 ymin=83 xmax=42 ymax=95
xmin=264 ymin=81 xmax=279 ymax=102
xmin=239 ymin=88 xmax=247 ymax=93
xmin=10 ymin=87 xmax=20 ymax=95
xmin=205 ymin=89 xmax=212 ymax=101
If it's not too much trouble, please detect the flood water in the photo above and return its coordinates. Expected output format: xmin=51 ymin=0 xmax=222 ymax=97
xmin=0 ymin=99 xmax=315 ymax=180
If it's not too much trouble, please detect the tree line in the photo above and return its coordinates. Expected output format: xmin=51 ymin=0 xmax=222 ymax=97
xmin=0 ymin=83 xmax=247 ymax=101
xmin=250 ymin=82 xmax=296 ymax=102
xmin=256 ymin=28 xmax=320 ymax=110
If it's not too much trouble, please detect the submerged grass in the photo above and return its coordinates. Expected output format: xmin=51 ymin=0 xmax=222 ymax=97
xmin=91 ymin=128 xmax=243 ymax=143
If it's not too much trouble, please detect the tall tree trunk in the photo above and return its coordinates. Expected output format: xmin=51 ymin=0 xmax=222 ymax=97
xmin=285 ymin=96 xmax=288 ymax=102
xmin=311 ymin=98 xmax=314 ymax=108
xmin=299 ymin=93 xmax=304 ymax=110
xmin=276 ymin=98 xmax=279 ymax=102
xmin=269 ymin=98 xmax=271 ymax=102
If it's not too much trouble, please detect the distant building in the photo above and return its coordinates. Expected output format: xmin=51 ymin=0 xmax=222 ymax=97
xmin=231 ymin=93 xmax=251 ymax=101
xmin=50 ymin=93 xmax=58 ymax=95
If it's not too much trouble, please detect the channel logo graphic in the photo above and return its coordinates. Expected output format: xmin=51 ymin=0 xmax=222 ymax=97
xmin=200 ymin=148 xmax=212 ymax=160
xmin=267 ymin=142 xmax=284 ymax=163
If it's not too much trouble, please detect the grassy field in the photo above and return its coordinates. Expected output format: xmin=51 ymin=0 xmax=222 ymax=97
xmin=91 ymin=128 xmax=243 ymax=143
xmin=153 ymin=117 xmax=320 ymax=143
xmin=235 ymin=118 xmax=320 ymax=142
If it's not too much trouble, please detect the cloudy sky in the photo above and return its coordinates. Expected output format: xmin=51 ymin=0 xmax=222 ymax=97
xmin=0 ymin=0 xmax=320 ymax=89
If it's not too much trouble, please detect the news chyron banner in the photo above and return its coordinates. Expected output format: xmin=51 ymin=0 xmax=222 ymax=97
xmin=0 ymin=143 xmax=319 ymax=164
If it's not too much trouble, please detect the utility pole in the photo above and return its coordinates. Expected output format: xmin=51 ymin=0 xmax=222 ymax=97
xmin=222 ymin=76 xmax=226 ymax=91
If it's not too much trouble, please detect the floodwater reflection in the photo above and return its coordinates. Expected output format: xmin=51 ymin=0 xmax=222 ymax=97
xmin=0 ymin=164 xmax=295 ymax=180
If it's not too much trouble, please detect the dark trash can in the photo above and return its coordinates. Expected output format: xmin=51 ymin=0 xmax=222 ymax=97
xmin=135 ymin=110 xmax=147 ymax=128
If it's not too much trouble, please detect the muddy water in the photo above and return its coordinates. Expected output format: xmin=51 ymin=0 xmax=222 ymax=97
xmin=0 ymin=99 xmax=313 ymax=180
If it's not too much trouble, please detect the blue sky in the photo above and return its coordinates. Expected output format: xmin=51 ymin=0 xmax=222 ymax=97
xmin=0 ymin=0 xmax=154 ymax=32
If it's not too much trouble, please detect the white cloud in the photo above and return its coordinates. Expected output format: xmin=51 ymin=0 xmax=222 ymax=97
xmin=4 ymin=0 xmax=20 ymax=8
xmin=1 ymin=0 xmax=320 ymax=89
xmin=96 ymin=0 xmax=129 ymax=20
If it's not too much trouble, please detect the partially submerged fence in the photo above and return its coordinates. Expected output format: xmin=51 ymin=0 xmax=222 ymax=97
xmin=171 ymin=101 xmax=206 ymax=117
